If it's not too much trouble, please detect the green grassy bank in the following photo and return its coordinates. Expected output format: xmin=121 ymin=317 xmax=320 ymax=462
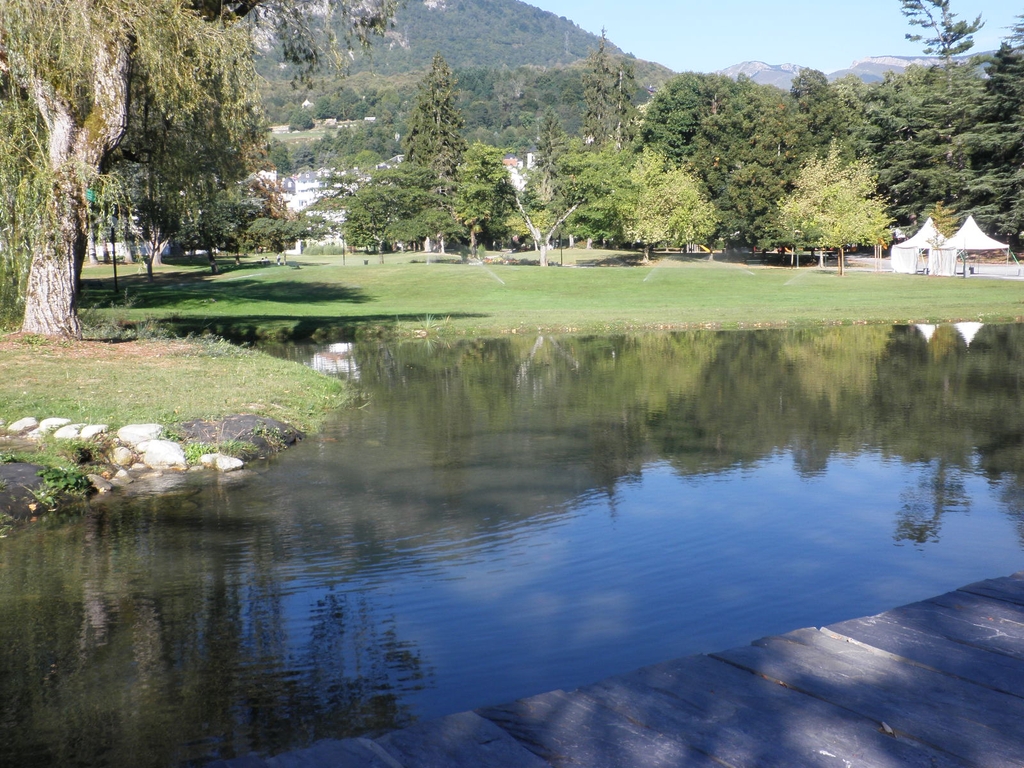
xmin=81 ymin=252 xmax=1024 ymax=342
xmin=0 ymin=337 xmax=348 ymax=436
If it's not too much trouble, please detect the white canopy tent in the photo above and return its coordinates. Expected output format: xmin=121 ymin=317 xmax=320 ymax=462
xmin=891 ymin=218 xmax=942 ymax=274
xmin=926 ymin=247 xmax=959 ymax=277
xmin=892 ymin=216 xmax=1010 ymax=277
xmin=945 ymin=215 xmax=1009 ymax=254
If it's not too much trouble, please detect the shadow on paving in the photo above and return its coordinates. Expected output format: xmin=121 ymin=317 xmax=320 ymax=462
xmin=479 ymin=572 xmax=1024 ymax=767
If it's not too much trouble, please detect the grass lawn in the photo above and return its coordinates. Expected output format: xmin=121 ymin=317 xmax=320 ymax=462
xmin=80 ymin=251 xmax=1024 ymax=342
xmin=0 ymin=337 xmax=349 ymax=435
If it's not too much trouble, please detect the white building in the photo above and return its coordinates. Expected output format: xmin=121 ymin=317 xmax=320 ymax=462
xmin=281 ymin=169 xmax=334 ymax=212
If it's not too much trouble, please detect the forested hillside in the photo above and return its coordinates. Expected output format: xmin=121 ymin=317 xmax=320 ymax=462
xmin=258 ymin=0 xmax=673 ymax=170
xmin=259 ymin=0 xmax=627 ymax=79
xmin=265 ymin=59 xmax=646 ymax=173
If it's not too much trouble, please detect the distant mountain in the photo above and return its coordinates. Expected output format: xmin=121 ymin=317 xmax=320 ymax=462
xmin=716 ymin=54 xmax=985 ymax=88
xmin=828 ymin=55 xmax=967 ymax=82
xmin=259 ymin=0 xmax=671 ymax=79
xmin=716 ymin=61 xmax=804 ymax=89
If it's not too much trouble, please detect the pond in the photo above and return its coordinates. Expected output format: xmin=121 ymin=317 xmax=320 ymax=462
xmin=2 ymin=324 xmax=1023 ymax=767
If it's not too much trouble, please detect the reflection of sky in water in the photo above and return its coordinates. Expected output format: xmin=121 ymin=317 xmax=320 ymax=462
xmin=297 ymin=451 xmax=1022 ymax=721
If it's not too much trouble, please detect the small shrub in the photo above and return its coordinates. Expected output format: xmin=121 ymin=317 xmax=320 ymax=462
xmin=37 ymin=466 xmax=91 ymax=494
xmin=32 ymin=466 xmax=91 ymax=510
xmin=217 ymin=440 xmax=259 ymax=460
xmin=184 ymin=442 xmax=216 ymax=465
xmin=251 ymin=423 xmax=286 ymax=451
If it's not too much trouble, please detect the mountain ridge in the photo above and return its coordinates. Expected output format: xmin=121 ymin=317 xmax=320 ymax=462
xmin=715 ymin=54 xmax=986 ymax=88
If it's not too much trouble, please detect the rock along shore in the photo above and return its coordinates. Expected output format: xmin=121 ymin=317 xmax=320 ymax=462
xmin=0 ymin=414 xmax=302 ymax=520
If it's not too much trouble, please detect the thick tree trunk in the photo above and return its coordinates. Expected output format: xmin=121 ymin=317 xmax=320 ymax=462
xmin=22 ymin=232 xmax=82 ymax=336
xmin=20 ymin=37 xmax=130 ymax=338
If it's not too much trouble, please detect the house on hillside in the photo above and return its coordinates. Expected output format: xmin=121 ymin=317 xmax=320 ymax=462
xmin=504 ymin=155 xmax=527 ymax=191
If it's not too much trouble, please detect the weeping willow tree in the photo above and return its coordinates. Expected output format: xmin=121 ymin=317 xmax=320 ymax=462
xmin=0 ymin=77 xmax=44 ymax=329
xmin=0 ymin=0 xmax=396 ymax=338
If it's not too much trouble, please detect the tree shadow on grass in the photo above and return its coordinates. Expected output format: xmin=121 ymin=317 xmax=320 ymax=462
xmin=119 ymin=278 xmax=373 ymax=310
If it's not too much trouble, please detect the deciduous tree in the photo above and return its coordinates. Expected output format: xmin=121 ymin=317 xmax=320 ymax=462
xmin=454 ymin=143 xmax=514 ymax=258
xmin=621 ymin=150 xmax=718 ymax=262
xmin=515 ymin=143 xmax=612 ymax=266
xmin=779 ymin=145 xmax=891 ymax=274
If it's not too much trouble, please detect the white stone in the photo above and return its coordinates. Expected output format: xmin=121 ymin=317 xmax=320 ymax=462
xmin=111 ymin=446 xmax=135 ymax=467
xmin=109 ymin=469 xmax=134 ymax=487
xmin=53 ymin=424 xmax=86 ymax=440
xmin=38 ymin=417 xmax=71 ymax=433
xmin=80 ymin=425 xmax=109 ymax=440
xmin=141 ymin=440 xmax=187 ymax=470
xmin=8 ymin=417 xmax=39 ymax=433
xmin=200 ymin=453 xmax=244 ymax=472
xmin=87 ymin=474 xmax=113 ymax=493
xmin=117 ymin=424 xmax=164 ymax=446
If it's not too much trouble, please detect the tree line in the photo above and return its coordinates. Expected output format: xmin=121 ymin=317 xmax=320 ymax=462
xmin=279 ymin=0 xmax=1023 ymax=266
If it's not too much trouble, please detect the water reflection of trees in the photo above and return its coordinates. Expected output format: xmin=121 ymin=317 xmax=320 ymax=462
xmin=350 ymin=324 xmax=1024 ymax=546
xmin=0 ymin=490 xmax=425 ymax=768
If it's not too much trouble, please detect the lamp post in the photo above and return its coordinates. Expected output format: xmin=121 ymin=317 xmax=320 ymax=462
xmin=792 ymin=229 xmax=802 ymax=269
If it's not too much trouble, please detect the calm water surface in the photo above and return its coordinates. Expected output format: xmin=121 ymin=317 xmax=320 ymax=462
xmin=2 ymin=324 xmax=1023 ymax=766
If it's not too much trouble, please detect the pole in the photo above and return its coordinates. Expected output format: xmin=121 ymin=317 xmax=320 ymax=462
xmin=111 ymin=214 xmax=119 ymax=294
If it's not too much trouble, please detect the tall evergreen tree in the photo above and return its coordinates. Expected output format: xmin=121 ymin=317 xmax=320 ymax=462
xmin=581 ymin=32 xmax=637 ymax=151
xmin=963 ymin=22 xmax=1024 ymax=245
xmin=858 ymin=63 xmax=982 ymax=225
xmin=899 ymin=0 xmax=983 ymax=68
xmin=534 ymin=109 xmax=567 ymax=203
xmin=404 ymin=53 xmax=467 ymax=183
xmin=790 ymin=69 xmax=853 ymax=157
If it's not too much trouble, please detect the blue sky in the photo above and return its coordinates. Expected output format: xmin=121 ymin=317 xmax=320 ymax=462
xmin=530 ymin=0 xmax=1021 ymax=74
